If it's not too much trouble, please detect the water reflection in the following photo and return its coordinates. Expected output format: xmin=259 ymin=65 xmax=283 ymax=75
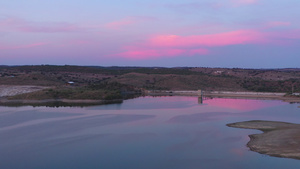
xmin=88 ymin=96 xmax=198 ymax=110
xmin=168 ymin=112 xmax=232 ymax=123
xmin=204 ymin=98 xmax=286 ymax=111
xmin=0 ymin=96 xmax=300 ymax=169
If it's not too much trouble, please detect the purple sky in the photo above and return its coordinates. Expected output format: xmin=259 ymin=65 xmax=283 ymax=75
xmin=1 ymin=0 xmax=299 ymax=68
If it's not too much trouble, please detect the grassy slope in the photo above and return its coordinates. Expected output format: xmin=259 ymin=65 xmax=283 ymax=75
xmin=110 ymin=73 xmax=243 ymax=91
xmin=7 ymin=82 xmax=139 ymax=100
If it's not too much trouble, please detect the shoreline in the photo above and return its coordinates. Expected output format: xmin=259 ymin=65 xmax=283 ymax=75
xmin=1 ymin=86 xmax=300 ymax=106
xmin=0 ymin=98 xmax=123 ymax=107
xmin=227 ymin=120 xmax=300 ymax=160
xmin=145 ymin=90 xmax=300 ymax=103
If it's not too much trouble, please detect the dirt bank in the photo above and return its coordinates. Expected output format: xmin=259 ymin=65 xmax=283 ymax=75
xmin=0 ymin=85 xmax=126 ymax=107
xmin=227 ymin=120 xmax=300 ymax=160
xmin=0 ymin=98 xmax=123 ymax=107
xmin=0 ymin=85 xmax=50 ymax=97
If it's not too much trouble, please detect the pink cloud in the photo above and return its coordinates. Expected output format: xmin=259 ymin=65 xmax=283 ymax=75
xmin=149 ymin=30 xmax=265 ymax=47
xmin=104 ymin=16 xmax=157 ymax=30
xmin=165 ymin=2 xmax=220 ymax=11
xmin=115 ymin=46 xmax=208 ymax=60
xmin=113 ymin=29 xmax=266 ymax=60
xmin=267 ymin=21 xmax=291 ymax=28
xmin=266 ymin=29 xmax=300 ymax=44
xmin=19 ymin=23 xmax=80 ymax=33
xmin=105 ymin=18 xmax=137 ymax=30
xmin=21 ymin=42 xmax=47 ymax=48
xmin=58 ymin=39 xmax=95 ymax=47
xmin=231 ymin=0 xmax=258 ymax=5
xmin=0 ymin=17 xmax=82 ymax=33
xmin=0 ymin=17 xmax=24 ymax=28
xmin=0 ymin=42 xmax=48 ymax=50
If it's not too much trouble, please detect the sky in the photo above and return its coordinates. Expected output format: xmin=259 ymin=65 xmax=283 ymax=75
xmin=0 ymin=0 xmax=299 ymax=68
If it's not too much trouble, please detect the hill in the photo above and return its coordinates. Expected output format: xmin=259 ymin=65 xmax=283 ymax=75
xmin=1 ymin=65 xmax=300 ymax=101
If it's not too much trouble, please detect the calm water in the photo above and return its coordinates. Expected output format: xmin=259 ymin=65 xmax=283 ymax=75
xmin=1 ymin=96 xmax=300 ymax=169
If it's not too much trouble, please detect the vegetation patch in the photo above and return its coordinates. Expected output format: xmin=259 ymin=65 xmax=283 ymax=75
xmin=7 ymin=82 xmax=140 ymax=101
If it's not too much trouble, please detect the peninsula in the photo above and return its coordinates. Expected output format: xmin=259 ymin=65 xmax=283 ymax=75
xmin=227 ymin=120 xmax=300 ymax=160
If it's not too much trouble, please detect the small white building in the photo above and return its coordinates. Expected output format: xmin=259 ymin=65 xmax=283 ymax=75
xmin=66 ymin=81 xmax=75 ymax=85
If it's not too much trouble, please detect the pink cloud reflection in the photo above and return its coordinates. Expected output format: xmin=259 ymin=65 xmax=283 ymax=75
xmin=205 ymin=98 xmax=285 ymax=112
xmin=231 ymin=148 xmax=246 ymax=156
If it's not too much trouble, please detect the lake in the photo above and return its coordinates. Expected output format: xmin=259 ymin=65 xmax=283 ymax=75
xmin=1 ymin=96 xmax=300 ymax=169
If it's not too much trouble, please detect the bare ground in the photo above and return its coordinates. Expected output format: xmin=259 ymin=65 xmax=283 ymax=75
xmin=0 ymin=85 xmax=50 ymax=97
xmin=227 ymin=120 xmax=300 ymax=160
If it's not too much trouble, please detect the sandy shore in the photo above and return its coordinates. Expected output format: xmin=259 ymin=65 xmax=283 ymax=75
xmin=227 ymin=120 xmax=300 ymax=160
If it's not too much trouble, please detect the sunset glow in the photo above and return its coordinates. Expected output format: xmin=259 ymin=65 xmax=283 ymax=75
xmin=0 ymin=0 xmax=299 ymax=67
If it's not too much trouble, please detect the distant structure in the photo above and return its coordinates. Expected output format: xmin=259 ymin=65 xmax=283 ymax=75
xmin=213 ymin=71 xmax=223 ymax=75
xmin=198 ymin=89 xmax=203 ymax=104
xmin=66 ymin=81 xmax=75 ymax=86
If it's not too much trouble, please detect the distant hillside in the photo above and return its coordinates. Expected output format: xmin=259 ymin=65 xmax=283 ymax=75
xmin=1 ymin=65 xmax=300 ymax=93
